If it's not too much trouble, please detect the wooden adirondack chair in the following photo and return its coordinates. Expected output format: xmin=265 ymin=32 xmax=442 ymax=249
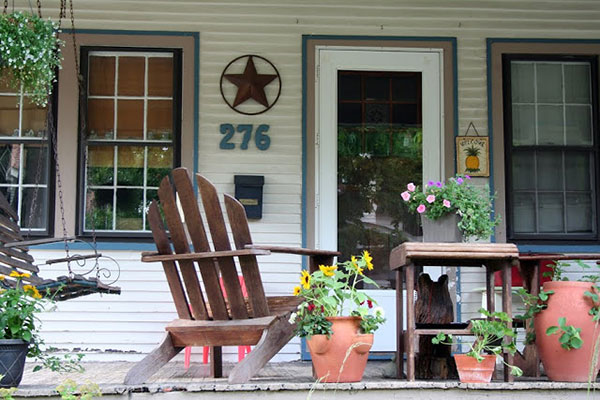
xmin=124 ymin=168 xmax=339 ymax=384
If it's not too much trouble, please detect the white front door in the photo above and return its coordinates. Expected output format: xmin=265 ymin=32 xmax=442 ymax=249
xmin=315 ymin=47 xmax=444 ymax=351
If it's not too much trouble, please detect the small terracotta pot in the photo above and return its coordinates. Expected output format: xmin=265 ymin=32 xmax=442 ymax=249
xmin=535 ymin=281 xmax=600 ymax=382
xmin=454 ymin=354 xmax=496 ymax=383
xmin=306 ymin=316 xmax=373 ymax=383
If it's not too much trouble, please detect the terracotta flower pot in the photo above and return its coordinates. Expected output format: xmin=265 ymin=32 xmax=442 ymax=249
xmin=306 ymin=316 xmax=373 ymax=383
xmin=534 ymin=281 xmax=600 ymax=382
xmin=454 ymin=354 xmax=496 ymax=383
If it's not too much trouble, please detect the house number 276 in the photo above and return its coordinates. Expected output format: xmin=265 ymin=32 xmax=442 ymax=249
xmin=219 ymin=124 xmax=270 ymax=151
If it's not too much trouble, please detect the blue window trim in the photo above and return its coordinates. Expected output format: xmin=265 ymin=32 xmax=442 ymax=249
xmin=301 ymin=34 xmax=458 ymax=361
xmin=487 ymin=38 xmax=600 ymax=251
xmin=54 ymin=29 xmax=199 ymax=249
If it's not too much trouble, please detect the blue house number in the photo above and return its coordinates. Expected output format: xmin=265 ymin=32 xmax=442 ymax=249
xmin=219 ymin=124 xmax=271 ymax=151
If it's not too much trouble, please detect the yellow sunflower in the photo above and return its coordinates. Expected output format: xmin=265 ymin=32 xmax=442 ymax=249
xmin=300 ymin=270 xmax=311 ymax=289
xmin=9 ymin=271 xmax=31 ymax=278
xmin=0 ymin=275 xmax=5 ymax=281
xmin=23 ymin=285 xmax=42 ymax=299
xmin=363 ymin=250 xmax=374 ymax=271
xmin=293 ymin=286 xmax=301 ymax=296
xmin=351 ymin=256 xmax=364 ymax=275
xmin=319 ymin=265 xmax=337 ymax=277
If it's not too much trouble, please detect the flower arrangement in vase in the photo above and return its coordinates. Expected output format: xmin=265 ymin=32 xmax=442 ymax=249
xmin=290 ymin=251 xmax=385 ymax=382
xmin=401 ymin=175 xmax=499 ymax=241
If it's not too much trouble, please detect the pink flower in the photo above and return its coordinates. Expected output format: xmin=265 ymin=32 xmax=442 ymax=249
xmin=407 ymin=183 xmax=416 ymax=192
xmin=426 ymin=195 xmax=435 ymax=203
xmin=401 ymin=191 xmax=411 ymax=201
xmin=417 ymin=204 xmax=426 ymax=214
xmin=443 ymin=199 xmax=451 ymax=208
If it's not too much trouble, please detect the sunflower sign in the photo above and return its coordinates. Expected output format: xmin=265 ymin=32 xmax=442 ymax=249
xmin=456 ymin=136 xmax=489 ymax=177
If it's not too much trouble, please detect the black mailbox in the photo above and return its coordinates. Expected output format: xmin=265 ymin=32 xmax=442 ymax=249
xmin=234 ymin=175 xmax=264 ymax=219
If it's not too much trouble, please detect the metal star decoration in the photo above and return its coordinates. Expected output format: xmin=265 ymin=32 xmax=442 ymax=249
xmin=224 ymin=55 xmax=277 ymax=107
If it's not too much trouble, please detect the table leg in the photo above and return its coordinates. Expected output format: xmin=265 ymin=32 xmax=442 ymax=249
xmin=405 ymin=263 xmax=416 ymax=381
xmin=486 ymin=266 xmax=495 ymax=313
xmin=502 ymin=261 xmax=514 ymax=383
xmin=396 ymin=269 xmax=404 ymax=379
xmin=517 ymin=260 xmax=541 ymax=377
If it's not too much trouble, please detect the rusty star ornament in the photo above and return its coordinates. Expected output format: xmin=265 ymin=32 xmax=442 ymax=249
xmin=220 ymin=55 xmax=281 ymax=115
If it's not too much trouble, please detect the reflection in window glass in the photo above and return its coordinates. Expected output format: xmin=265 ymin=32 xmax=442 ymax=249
xmin=0 ymin=82 xmax=50 ymax=232
xmin=83 ymin=49 xmax=179 ymax=233
xmin=507 ymin=59 xmax=596 ymax=238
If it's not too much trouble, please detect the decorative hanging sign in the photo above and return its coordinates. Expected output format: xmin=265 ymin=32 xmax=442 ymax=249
xmin=219 ymin=54 xmax=282 ymax=115
xmin=456 ymin=122 xmax=489 ymax=177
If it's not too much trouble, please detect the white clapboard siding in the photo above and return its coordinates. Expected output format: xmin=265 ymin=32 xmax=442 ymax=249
xmin=10 ymin=0 xmax=599 ymax=361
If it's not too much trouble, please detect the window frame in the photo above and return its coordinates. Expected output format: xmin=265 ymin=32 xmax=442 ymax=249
xmin=0 ymin=85 xmax=57 ymax=237
xmin=503 ymin=53 xmax=600 ymax=243
xmin=76 ymin=46 xmax=182 ymax=240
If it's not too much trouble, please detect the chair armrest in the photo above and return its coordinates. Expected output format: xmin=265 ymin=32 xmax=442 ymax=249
xmin=244 ymin=244 xmax=340 ymax=257
xmin=141 ymin=248 xmax=270 ymax=263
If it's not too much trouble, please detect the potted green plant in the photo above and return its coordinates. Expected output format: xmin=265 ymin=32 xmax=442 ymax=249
xmin=432 ymin=309 xmax=523 ymax=383
xmin=401 ymin=175 xmax=499 ymax=242
xmin=0 ymin=272 xmax=82 ymax=387
xmin=0 ymin=10 xmax=63 ymax=106
xmin=290 ymin=251 xmax=386 ymax=383
xmin=517 ymin=260 xmax=600 ymax=382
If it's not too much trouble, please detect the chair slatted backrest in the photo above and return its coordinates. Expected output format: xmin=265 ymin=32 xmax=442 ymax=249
xmin=0 ymin=192 xmax=43 ymax=287
xmin=149 ymin=168 xmax=270 ymax=321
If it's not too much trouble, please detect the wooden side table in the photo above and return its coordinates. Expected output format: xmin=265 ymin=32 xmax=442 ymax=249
xmin=389 ymin=242 xmax=519 ymax=382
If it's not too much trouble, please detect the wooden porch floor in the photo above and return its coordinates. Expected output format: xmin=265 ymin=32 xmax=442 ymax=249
xmin=14 ymin=361 xmax=600 ymax=400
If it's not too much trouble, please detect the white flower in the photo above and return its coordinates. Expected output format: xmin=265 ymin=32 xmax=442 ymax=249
xmin=288 ymin=312 xmax=297 ymax=324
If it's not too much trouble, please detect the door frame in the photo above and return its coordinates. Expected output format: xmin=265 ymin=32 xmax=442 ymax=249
xmin=302 ymin=35 xmax=458 ymax=359
xmin=315 ymin=47 xmax=444 ymax=252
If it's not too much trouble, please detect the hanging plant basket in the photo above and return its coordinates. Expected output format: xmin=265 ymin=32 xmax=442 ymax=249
xmin=0 ymin=11 xmax=63 ymax=106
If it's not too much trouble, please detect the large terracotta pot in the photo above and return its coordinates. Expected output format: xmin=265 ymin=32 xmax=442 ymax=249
xmin=534 ymin=281 xmax=600 ymax=382
xmin=306 ymin=316 xmax=373 ymax=383
xmin=454 ymin=354 xmax=496 ymax=383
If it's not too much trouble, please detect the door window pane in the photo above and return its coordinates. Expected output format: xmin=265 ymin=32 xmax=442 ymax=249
xmin=565 ymin=64 xmax=591 ymax=104
xmin=565 ymin=105 xmax=592 ymax=145
xmin=536 ymin=63 xmax=562 ymax=103
xmin=118 ymin=57 xmax=145 ymax=96
xmin=537 ymin=105 xmax=563 ymax=145
xmin=338 ymin=71 xmax=421 ymax=290
xmin=511 ymin=62 xmax=534 ymax=103
xmin=512 ymin=105 xmax=535 ymax=145
xmin=148 ymin=57 xmax=173 ymax=97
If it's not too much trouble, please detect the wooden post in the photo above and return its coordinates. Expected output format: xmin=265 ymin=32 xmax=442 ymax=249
xmin=502 ymin=261 xmax=514 ymax=383
xmin=405 ymin=263 xmax=416 ymax=381
xmin=396 ymin=269 xmax=404 ymax=379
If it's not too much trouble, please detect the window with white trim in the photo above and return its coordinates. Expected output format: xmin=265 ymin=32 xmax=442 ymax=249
xmin=80 ymin=47 xmax=181 ymax=236
xmin=0 ymin=78 xmax=52 ymax=234
xmin=504 ymin=55 xmax=598 ymax=242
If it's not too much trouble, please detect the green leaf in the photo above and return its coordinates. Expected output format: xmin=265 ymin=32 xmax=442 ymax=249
xmin=570 ymin=337 xmax=583 ymax=349
xmin=546 ymin=326 xmax=559 ymax=335
xmin=558 ymin=317 xmax=567 ymax=327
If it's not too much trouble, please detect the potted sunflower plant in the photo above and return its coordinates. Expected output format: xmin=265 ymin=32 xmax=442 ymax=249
xmin=401 ymin=175 xmax=499 ymax=242
xmin=290 ymin=251 xmax=386 ymax=383
xmin=0 ymin=10 xmax=63 ymax=107
xmin=0 ymin=272 xmax=82 ymax=388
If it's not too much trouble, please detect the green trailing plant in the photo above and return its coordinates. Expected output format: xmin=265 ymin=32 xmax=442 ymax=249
xmin=401 ymin=175 xmax=500 ymax=241
xmin=290 ymin=251 xmax=386 ymax=338
xmin=432 ymin=308 xmax=523 ymax=377
xmin=0 ymin=11 xmax=64 ymax=106
xmin=546 ymin=317 xmax=583 ymax=350
xmin=56 ymin=380 xmax=101 ymax=400
xmin=0 ymin=272 xmax=83 ymax=373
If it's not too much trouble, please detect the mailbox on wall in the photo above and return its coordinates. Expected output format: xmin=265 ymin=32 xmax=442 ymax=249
xmin=234 ymin=175 xmax=264 ymax=219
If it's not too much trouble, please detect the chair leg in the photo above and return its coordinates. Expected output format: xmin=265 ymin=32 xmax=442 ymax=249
xmin=228 ymin=316 xmax=294 ymax=384
xmin=124 ymin=333 xmax=183 ymax=385
xmin=203 ymin=346 xmax=209 ymax=364
xmin=184 ymin=346 xmax=191 ymax=369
